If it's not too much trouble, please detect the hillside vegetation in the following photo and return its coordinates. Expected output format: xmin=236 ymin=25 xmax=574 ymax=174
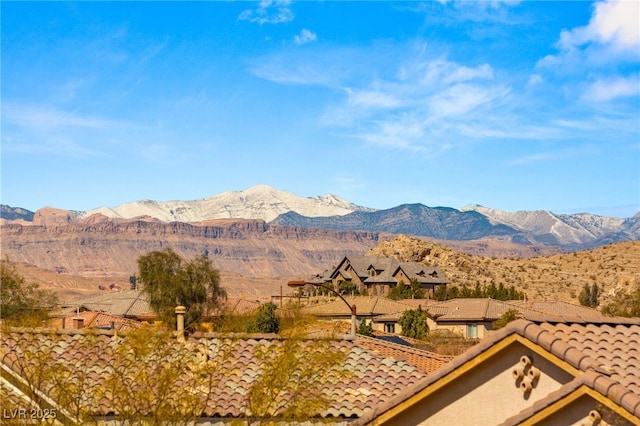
xmin=368 ymin=235 xmax=640 ymax=306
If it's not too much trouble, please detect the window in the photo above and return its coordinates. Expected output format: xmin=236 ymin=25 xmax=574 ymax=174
xmin=385 ymin=323 xmax=396 ymax=333
xmin=467 ymin=323 xmax=478 ymax=338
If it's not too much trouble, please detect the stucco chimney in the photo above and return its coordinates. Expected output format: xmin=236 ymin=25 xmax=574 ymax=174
xmin=72 ymin=317 xmax=84 ymax=329
xmin=175 ymin=306 xmax=186 ymax=342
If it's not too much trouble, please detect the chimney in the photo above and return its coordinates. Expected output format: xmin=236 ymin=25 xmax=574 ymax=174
xmin=175 ymin=306 xmax=186 ymax=342
xmin=73 ymin=317 xmax=84 ymax=329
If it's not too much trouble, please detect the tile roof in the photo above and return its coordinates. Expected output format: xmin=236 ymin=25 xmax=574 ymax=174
xmin=393 ymin=263 xmax=448 ymax=284
xmin=427 ymin=298 xmax=540 ymax=321
xmin=49 ymin=311 xmax=143 ymax=332
xmin=354 ymin=335 xmax=453 ymax=374
xmin=353 ymin=318 xmax=640 ymax=425
xmin=61 ymin=290 xmax=152 ymax=318
xmin=301 ymin=297 xmax=417 ymax=317
xmin=1 ymin=327 xmax=429 ymax=422
xmin=330 ymin=256 xmax=447 ymax=285
xmin=508 ymin=300 xmax=616 ymax=323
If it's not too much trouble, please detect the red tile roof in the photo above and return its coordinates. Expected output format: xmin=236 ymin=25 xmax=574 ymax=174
xmin=354 ymin=335 xmax=453 ymax=374
xmin=49 ymin=311 xmax=143 ymax=331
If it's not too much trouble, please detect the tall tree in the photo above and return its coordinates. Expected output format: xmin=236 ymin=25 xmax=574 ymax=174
xmin=398 ymin=305 xmax=429 ymax=340
xmin=250 ymin=302 xmax=280 ymax=333
xmin=137 ymin=248 xmax=226 ymax=330
xmin=0 ymin=258 xmax=58 ymax=325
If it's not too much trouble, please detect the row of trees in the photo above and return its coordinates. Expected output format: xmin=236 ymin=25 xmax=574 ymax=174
xmin=388 ymin=279 xmax=426 ymax=300
xmin=434 ymin=282 xmax=526 ymax=301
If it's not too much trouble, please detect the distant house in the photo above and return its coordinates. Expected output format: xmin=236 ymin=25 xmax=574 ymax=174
xmin=59 ymin=290 xmax=154 ymax=322
xmin=425 ymin=298 xmax=539 ymax=339
xmin=353 ymin=318 xmax=640 ymax=425
xmin=49 ymin=311 xmax=142 ymax=332
xmin=328 ymin=256 xmax=448 ymax=297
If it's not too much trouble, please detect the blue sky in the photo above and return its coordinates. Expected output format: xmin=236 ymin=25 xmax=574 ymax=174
xmin=2 ymin=1 xmax=639 ymax=218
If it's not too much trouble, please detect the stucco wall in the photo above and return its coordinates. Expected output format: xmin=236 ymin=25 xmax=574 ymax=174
xmin=389 ymin=341 xmax=574 ymax=425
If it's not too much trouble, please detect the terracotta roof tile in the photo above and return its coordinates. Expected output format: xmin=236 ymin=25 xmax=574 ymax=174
xmin=354 ymin=335 xmax=453 ymax=374
xmin=1 ymin=327 xmax=428 ymax=421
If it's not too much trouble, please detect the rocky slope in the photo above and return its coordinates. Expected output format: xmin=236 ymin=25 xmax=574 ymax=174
xmin=461 ymin=205 xmax=639 ymax=247
xmin=1 ymin=216 xmax=385 ymax=279
xmin=369 ymin=235 xmax=640 ymax=305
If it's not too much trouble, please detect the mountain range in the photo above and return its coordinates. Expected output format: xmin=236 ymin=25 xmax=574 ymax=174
xmin=2 ymin=184 xmax=638 ymax=250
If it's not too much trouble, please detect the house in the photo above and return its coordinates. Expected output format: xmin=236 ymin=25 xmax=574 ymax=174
xmin=327 ymin=256 xmax=448 ymax=297
xmin=1 ymin=325 xmax=433 ymax=425
xmin=424 ymin=298 xmax=541 ymax=339
xmin=59 ymin=289 xmax=154 ymax=322
xmin=373 ymin=298 xmax=618 ymax=340
xmin=352 ymin=318 xmax=640 ymax=425
xmin=48 ymin=310 xmax=143 ymax=331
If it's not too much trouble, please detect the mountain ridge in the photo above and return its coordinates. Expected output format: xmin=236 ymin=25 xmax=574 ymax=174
xmin=2 ymin=185 xmax=638 ymax=250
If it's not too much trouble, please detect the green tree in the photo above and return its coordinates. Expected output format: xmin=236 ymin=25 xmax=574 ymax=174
xmin=0 ymin=258 xmax=58 ymax=325
xmin=398 ymin=305 xmax=429 ymax=340
xmin=433 ymin=285 xmax=448 ymax=301
xmin=357 ymin=319 xmax=373 ymax=337
xmin=578 ymin=283 xmax=599 ymax=308
xmin=388 ymin=279 xmax=426 ymax=300
xmin=338 ymin=280 xmax=360 ymax=296
xmin=492 ymin=309 xmax=519 ymax=330
xmin=250 ymin=302 xmax=280 ymax=333
xmin=138 ymin=248 xmax=226 ymax=330
xmin=590 ymin=283 xmax=600 ymax=307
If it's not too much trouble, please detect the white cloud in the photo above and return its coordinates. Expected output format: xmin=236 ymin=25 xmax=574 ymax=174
xmin=582 ymin=75 xmax=640 ymax=101
xmin=559 ymin=0 xmax=639 ymax=51
xmin=294 ymin=29 xmax=317 ymax=45
xmin=239 ymin=1 xmax=294 ymax=25
xmin=539 ymin=0 xmax=640 ymax=69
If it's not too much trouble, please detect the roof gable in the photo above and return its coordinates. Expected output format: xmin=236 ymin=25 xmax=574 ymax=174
xmin=353 ymin=319 xmax=640 ymax=425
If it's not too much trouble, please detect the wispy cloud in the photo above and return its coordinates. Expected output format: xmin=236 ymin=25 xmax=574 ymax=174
xmin=239 ymin=1 xmax=294 ymax=25
xmin=294 ymin=29 xmax=317 ymax=46
xmin=1 ymin=102 xmax=143 ymax=158
xmin=508 ymin=152 xmax=556 ymax=166
xmin=2 ymin=102 xmax=118 ymax=131
xmin=582 ymin=75 xmax=640 ymax=101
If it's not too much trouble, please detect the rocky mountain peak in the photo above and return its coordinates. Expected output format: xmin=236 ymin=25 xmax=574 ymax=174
xmin=79 ymin=185 xmax=373 ymax=223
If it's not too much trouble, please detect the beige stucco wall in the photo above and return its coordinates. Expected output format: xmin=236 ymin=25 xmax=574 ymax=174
xmin=389 ymin=342 xmax=574 ymax=426
xmin=532 ymin=394 xmax=635 ymax=426
xmin=431 ymin=321 xmax=492 ymax=339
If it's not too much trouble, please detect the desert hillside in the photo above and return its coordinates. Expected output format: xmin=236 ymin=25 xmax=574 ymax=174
xmin=368 ymin=235 xmax=640 ymax=305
